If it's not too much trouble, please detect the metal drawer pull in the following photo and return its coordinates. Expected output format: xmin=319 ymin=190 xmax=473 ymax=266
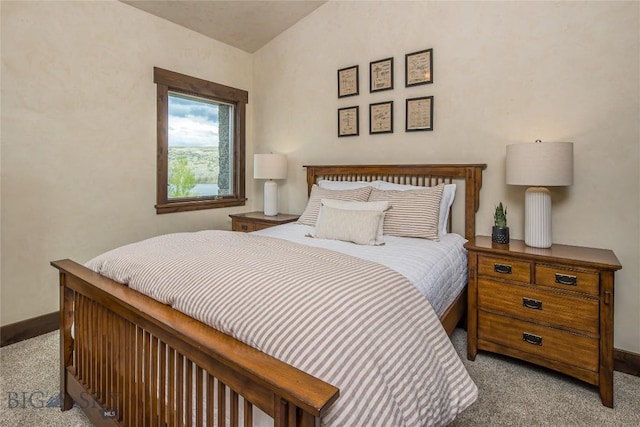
xmin=523 ymin=332 xmax=543 ymax=346
xmin=555 ymin=273 xmax=577 ymax=286
xmin=523 ymin=297 xmax=542 ymax=310
xmin=494 ymin=263 xmax=512 ymax=274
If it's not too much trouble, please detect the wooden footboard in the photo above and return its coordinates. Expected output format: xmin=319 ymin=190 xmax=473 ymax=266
xmin=53 ymin=259 xmax=339 ymax=427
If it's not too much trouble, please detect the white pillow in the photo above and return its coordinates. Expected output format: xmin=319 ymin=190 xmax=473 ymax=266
xmin=297 ymin=185 xmax=372 ymax=226
xmin=368 ymin=184 xmax=444 ymax=240
xmin=315 ymin=205 xmax=384 ymax=246
xmin=440 ymin=184 xmax=456 ymax=234
xmin=374 ymin=181 xmax=456 ymax=235
xmin=317 ymin=179 xmax=376 ymax=190
xmin=319 ymin=199 xmax=390 ymax=245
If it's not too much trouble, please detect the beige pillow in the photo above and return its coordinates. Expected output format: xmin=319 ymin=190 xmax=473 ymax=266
xmin=297 ymin=185 xmax=372 ymax=226
xmin=315 ymin=205 xmax=383 ymax=246
xmin=368 ymin=184 xmax=444 ymax=240
xmin=319 ymin=199 xmax=390 ymax=245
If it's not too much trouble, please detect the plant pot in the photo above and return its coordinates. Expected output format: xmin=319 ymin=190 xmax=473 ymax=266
xmin=492 ymin=226 xmax=510 ymax=244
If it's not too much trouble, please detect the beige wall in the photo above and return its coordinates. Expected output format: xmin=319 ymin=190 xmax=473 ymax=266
xmin=253 ymin=1 xmax=640 ymax=352
xmin=0 ymin=1 xmax=254 ymax=325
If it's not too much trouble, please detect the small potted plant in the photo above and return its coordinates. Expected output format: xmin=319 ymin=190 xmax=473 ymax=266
xmin=492 ymin=202 xmax=509 ymax=244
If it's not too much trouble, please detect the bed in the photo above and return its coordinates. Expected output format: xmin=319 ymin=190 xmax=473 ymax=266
xmin=52 ymin=163 xmax=486 ymax=427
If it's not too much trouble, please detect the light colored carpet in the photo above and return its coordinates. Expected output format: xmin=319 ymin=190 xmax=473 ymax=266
xmin=0 ymin=331 xmax=90 ymax=426
xmin=449 ymin=331 xmax=640 ymax=426
xmin=1 ymin=329 xmax=638 ymax=426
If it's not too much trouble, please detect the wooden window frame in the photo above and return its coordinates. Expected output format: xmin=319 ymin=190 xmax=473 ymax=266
xmin=154 ymin=67 xmax=248 ymax=214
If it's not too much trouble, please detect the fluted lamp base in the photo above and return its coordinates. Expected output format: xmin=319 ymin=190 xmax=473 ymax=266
xmin=263 ymin=180 xmax=278 ymax=216
xmin=524 ymin=187 xmax=552 ymax=248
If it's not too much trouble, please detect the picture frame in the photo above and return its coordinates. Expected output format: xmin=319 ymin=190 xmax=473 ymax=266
xmin=338 ymin=106 xmax=359 ymax=137
xmin=405 ymin=48 xmax=433 ymax=87
xmin=369 ymin=101 xmax=393 ymax=134
xmin=369 ymin=57 xmax=393 ymax=93
xmin=337 ymin=65 xmax=359 ymax=98
xmin=406 ymin=96 xmax=434 ymax=132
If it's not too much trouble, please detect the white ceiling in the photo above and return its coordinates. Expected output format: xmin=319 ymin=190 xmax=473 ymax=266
xmin=122 ymin=0 xmax=327 ymax=53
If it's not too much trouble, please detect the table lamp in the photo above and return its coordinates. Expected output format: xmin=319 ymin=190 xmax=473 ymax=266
xmin=254 ymin=153 xmax=287 ymax=216
xmin=506 ymin=140 xmax=573 ymax=248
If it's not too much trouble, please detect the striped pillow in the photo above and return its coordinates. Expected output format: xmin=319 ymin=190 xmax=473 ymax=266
xmin=297 ymin=185 xmax=372 ymax=226
xmin=368 ymin=184 xmax=444 ymax=240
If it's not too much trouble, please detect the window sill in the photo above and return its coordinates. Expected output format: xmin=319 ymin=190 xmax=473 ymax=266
xmin=155 ymin=198 xmax=246 ymax=214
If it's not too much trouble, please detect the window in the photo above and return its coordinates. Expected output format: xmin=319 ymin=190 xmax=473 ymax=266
xmin=154 ymin=67 xmax=248 ymax=214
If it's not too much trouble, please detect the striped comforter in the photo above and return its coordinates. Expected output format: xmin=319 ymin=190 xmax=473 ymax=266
xmin=86 ymin=230 xmax=477 ymax=426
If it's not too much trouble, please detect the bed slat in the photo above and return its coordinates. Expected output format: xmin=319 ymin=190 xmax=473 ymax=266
xmin=159 ymin=341 xmax=167 ymax=427
xmin=177 ymin=351 xmax=184 ymax=427
xmin=244 ymin=396 xmax=253 ymax=427
xmin=217 ymin=380 xmax=226 ymax=425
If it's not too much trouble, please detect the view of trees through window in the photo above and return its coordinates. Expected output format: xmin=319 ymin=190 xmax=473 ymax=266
xmin=167 ymin=92 xmax=233 ymax=199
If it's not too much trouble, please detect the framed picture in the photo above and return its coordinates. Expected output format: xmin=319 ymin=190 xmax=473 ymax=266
xmin=338 ymin=106 xmax=359 ymax=137
xmin=406 ymin=96 xmax=434 ymax=132
xmin=369 ymin=57 xmax=393 ymax=93
xmin=369 ymin=101 xmax=393 ymax=134
xmin=337 ymin=65 xmax=359 ymax=98
xmin=405 ymin=48 xmax=433 ymax=87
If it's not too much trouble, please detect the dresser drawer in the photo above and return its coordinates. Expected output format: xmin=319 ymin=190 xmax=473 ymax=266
xmin=478 ymin=255 xmax=531 ymax=283
xmin=478 ymin=311 xmax=598 ymax=372
xmin=253 ymin=222 xmax=274 ymax=231
xmin=233 ymin=220 xmax=256 ymax=232
xmin=477 ymin=279 xmax=599 ymax=335
xmin=535 ymin=265 xmax=599 ymax=296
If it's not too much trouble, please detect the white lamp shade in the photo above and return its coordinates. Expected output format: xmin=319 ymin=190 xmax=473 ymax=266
xmin=506 ymin=142 xmax=573 ymax=186
xmin=254 ymin=154 xmax=287 ymax=180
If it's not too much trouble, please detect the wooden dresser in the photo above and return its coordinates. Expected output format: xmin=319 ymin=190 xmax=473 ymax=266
xmin=229 ymin=211 xmax=299 ymax=232
xmin=465 ymin=236 xmax=622 ymax=407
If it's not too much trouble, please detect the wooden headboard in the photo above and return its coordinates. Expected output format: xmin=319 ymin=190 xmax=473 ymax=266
xmin=304 ymin=164 xmax=487 ymax=239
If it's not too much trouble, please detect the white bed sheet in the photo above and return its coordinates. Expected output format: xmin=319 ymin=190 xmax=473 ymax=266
xmin=253 ymin=222 xmax=468 ymax=317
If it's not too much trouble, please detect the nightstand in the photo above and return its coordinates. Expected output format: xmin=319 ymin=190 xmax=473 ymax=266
xmin=229 ymin=211 xmax=299 ymax=232
xmin=465 ymin=236 xmax=622 ymax=407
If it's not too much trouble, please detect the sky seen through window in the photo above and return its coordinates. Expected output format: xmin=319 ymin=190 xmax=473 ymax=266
xmin=168 ymin=93 xmax=219 ymax=147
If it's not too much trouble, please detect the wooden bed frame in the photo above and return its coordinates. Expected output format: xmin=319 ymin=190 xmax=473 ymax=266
xmin=52 ymin=163 xmax=485 ymax=427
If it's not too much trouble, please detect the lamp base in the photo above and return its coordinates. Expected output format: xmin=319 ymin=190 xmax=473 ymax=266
xmin=263 ymin=180 xmax=278 ymax=216
xmin=524 ymin=187 xmax=552 ymax=248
